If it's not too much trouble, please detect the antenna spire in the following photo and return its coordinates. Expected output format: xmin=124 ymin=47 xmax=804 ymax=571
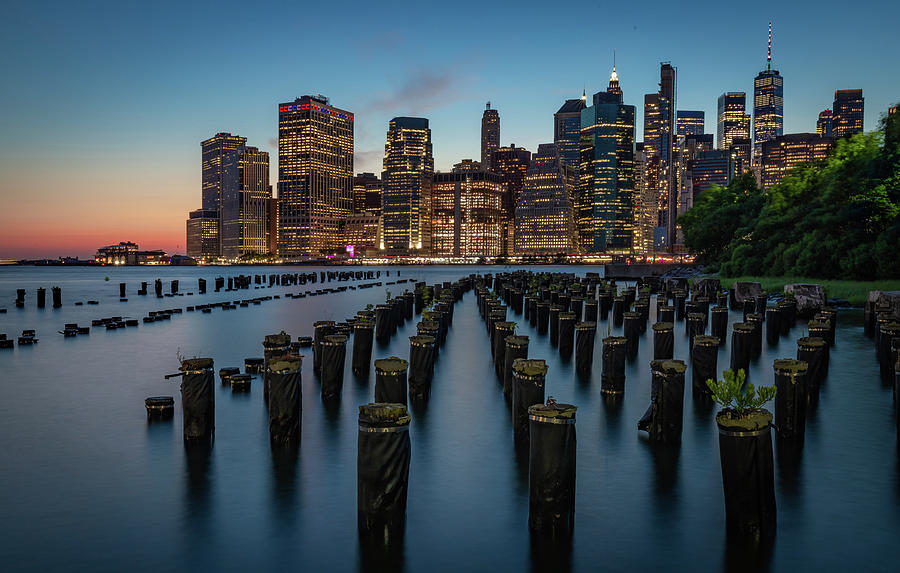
xmin=767 ymin=21 xmax=772 ymax=71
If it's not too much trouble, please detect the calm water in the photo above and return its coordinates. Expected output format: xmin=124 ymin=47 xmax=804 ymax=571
xmin=0 ymin=265 xmax=897 ymax=572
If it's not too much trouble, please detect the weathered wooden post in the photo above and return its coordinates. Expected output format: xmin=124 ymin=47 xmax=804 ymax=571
xmin=352 ymin=318 xmax=375 ymax=378
xmin=503 ymin=335 xmax=530 ymax=401
xmin=601 ymin=337 xmax=627 ymax=396
xmin=638 ymin=360 xmax=686 ymax=443
xmin=730 ymin=323 xmax=754 ymax=379
xmin=512 ymin=359 xmax=548 ymax=447
xmin=716 ymin=408 xmax=776 ymax=543
xmin=528 ymin=401 xmax=577 ymax=537
xmin=320 ymin=334 xmax=348 ymax=400
xmin=180 ymin=358 xmax=215 ymax=446
xmin=653 ymin=322 xmax=674 ymax=360
xmin=711 ymin=305 xmax=728 ymax=346
xmin=558 ymin=312 xmax=576 ymax=360
xmin=267 ymin=354 xmax=303 ymax=445
xmin=375 ymin=357 xmax=409 ymax=406
xmin=358 ymin=403 xmax=411 ymax=563
xmin=575 ymin=322 xmax=596 ymax=379
xmin=774 ymin=359 xmax=808 ymax=443
xmin=692 ymin=335 xmax=719 ymax=397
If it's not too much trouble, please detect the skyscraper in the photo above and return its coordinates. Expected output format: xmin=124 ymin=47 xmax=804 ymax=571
xmin=817 ymin=109 xmax=833 ymax=137
xmin=352 ymin=173 xmax=382 ymax=216
xmin=643 ymin=94 xmax=661 ymax=158
xmin=197 ymin=132 xmax=246 ymax=258
xmin=277 ymin=95 xmax=353 ymax=258
xmin=753 ymin=22 xmax=784 ymax=163
xmin=431 ymin=168 xmax=503 ymax=257
xmin=578 ymin=67 xmax=636 ymax=253
xmin=832 ymin=89 xmax=864 ymax=138
xmin=514 ymin=143 xmax=576 ymax=255
xmin=491 ymin=144 xmax=531 ymax=255
xmin=675 ymin=134 xmax=714 ymax=217
xmin=186 ymin=209 xmax=220 ymax=261
xmin=632 ymin=144 xmax=654 ymax=254
xmin=645 ymin=63 xmax=677 ymax=251
xmin=677 ymin=111 xmax=705 ymax=136
xmin=202 ymin=132 xmax=246 ymax=213
xmin=554 ymin=94 xmax=587 ymax=172
xmin=687 ymin=150 xmax=731 ymax=196
xmin=761 ymin=133 xmax=833 ymax=189
xmin=481 ymin=103 xmax=500 ymax=171
xmin=717 ymin=92 xmax=751 ymax=150
xmin=382 ymin=117 xmax=434 ymax=254
xmin=221 ymin=146 xmax=272 ymax=260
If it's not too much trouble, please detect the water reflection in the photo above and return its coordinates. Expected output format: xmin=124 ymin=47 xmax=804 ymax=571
xmin=722 ymin=535 xmax=774 ymax=573
xmin=358 ymin=524 xmax=405 ymax=573
xmin=270 ymin=443 xmax=299 ymax=525
xmin=601 ymin=394 xmax=624 ymax=440
xmin=775 ymin=436 xmax=805 ymax=495
xmin=643 ymin=441 xmax=680 ymax=497
xmin=529 ymin=530 xmax=572 ymax=573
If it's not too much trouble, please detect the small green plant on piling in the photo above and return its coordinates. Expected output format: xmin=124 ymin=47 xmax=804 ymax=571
xmin=706 ymin=369 xmax=776 ymax=414
xmin=421 ymin=287 xmax=434 ymax=312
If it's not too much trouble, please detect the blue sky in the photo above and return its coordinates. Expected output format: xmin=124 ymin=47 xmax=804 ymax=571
xmin=0 ymin=0 xmax=898 ymax=257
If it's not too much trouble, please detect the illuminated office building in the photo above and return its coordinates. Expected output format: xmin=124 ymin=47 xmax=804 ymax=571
xmin=817 ymin=109 xmax=833 ymax=137
xmin=481 ymin=103 xmax=500 ymax=170
xmin=761 ymin=133 xmax=833 ymax=189
xmin=632 ymin=144 xmax=654 ymax=254
xmin=717 ymin=92 xmax=751 ymax=150
xmin=198 ymin=132 xmax=246 ymax=257
xmin=677 ymin=111 xmax=705 ymax=136
xmin=753 ymin=23 xmax=784 ymax=163
xmin=453 ymin=159 xmax=482 ymax=172
xmin=643 ymin=63 xmax=676 ymax=251
xmin=554 ymin=94 xmax=587 ymax=171
xmin=688 ymin=150 xmax=730 ymax=196
xmin=221 ymin=146 xmax=272 ymax=260
xmin=515 ymin=143 xmax=576 ymax=255
xmin=202 ymin=133 xmax=246 ymax=212
xmin=431 ymin=168 xmax=503 ymax=257
xmin=352 ymin=173 xmax=382 ymax=216
xmin=382 ymin=117 xmax=434 ymax=255
xmin=491 ymin=144 xmax=531 ymax=255
xmin=578 ymin=67 xmax=636 ymax=253
xmin=729 ymin=137 xmax=752 ymax=176
xmin=675 ymin=134 xmax=714 ymax=217
xmin=342 ymin=213 xmax=380 ymax=254
xmin=186 ymin=209 xmax=220 ymax=260
xmin=277 ymin=95 xmax=354 ymax=258
xmin=832 ymin=89 xmax=864 ymax=139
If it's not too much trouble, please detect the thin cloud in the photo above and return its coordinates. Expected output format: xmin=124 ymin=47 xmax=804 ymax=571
xmin=354 ymin=149 xmax=384 ymax=174
xmin=363 ymin=69 xmax=460 ymax=116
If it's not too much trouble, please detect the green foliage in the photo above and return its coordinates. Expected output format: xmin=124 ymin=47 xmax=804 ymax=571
xmin=679 ymin=108 xmax=900 ymax=280
xmin=679 ymin=173 xmax=765 ymax=269
xmin=706 ymin=369 xmax=777 ymax=413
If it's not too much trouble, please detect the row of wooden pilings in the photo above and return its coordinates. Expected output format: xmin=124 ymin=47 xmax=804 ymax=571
xmin=471 ymin=270 xmax=843 ymax=548
xmin=148 ymin=275 xmax=477 ymax=566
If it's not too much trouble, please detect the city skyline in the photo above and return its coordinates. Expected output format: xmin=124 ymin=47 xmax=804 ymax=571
xmin=1 ymin=0 xmax=898 ymax=259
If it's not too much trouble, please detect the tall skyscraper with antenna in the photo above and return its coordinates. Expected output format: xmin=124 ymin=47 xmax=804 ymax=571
xmin=753 ymin=21 xmax=784 ymax=163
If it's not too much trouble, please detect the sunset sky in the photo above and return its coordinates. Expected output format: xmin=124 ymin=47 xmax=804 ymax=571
xmin=1 ymin=0 xmax=898 ymax=259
